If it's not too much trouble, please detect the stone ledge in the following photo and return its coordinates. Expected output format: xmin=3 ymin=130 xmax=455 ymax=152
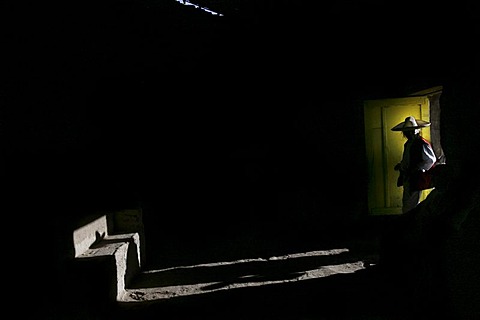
xmin=77 ymin=232 xmax=141 ymax=301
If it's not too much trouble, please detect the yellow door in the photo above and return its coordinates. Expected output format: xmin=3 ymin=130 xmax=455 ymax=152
xmin=364 ymin=96 xmax=432 ymax=215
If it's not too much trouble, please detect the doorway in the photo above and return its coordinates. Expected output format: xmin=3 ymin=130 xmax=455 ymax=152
xmin=363 ymin=87 xmax=443 ymax=215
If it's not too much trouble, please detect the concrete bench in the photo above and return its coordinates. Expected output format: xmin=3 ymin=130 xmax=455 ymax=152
xmin=73 ymin=209 xmax=144 ymax=302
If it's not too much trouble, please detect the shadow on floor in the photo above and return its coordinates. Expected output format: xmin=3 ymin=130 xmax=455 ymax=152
xmin=115 ymin=265 xmax=410 ymax=320
xmin=112 ymin=231 xmax=419 ymax=320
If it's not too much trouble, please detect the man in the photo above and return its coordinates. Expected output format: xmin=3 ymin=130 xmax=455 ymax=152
xmin=392 ymin=116 xmax=437 ymax=213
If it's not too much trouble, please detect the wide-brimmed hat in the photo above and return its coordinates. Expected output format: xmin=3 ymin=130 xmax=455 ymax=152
xmin=391 ymin=116 xmax=431 ymax=131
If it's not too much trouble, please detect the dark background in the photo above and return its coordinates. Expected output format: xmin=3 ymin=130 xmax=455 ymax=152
xmin=2 ymin=1 xmax=479 ymax=318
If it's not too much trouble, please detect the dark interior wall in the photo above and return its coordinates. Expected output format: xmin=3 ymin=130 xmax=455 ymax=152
xmin=4 ymin=1 xmax=378 ymax=225
xmin=441 ymin=76 xmax=480 ymax=181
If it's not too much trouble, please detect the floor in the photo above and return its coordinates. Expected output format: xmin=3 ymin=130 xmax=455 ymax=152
xmin=110 ymin=231 xmax=419 ymax=320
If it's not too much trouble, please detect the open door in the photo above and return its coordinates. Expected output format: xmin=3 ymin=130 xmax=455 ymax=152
xmin=364 ymin=96 xmax=433 ymax=215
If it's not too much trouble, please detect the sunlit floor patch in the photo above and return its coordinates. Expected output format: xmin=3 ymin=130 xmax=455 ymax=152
xmin=121 ymin=248 xmax=369 ymax=302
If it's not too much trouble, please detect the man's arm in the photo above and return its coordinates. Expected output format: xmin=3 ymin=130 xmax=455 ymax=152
xmin=419 ymin=142 xmax=437 ymax=171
